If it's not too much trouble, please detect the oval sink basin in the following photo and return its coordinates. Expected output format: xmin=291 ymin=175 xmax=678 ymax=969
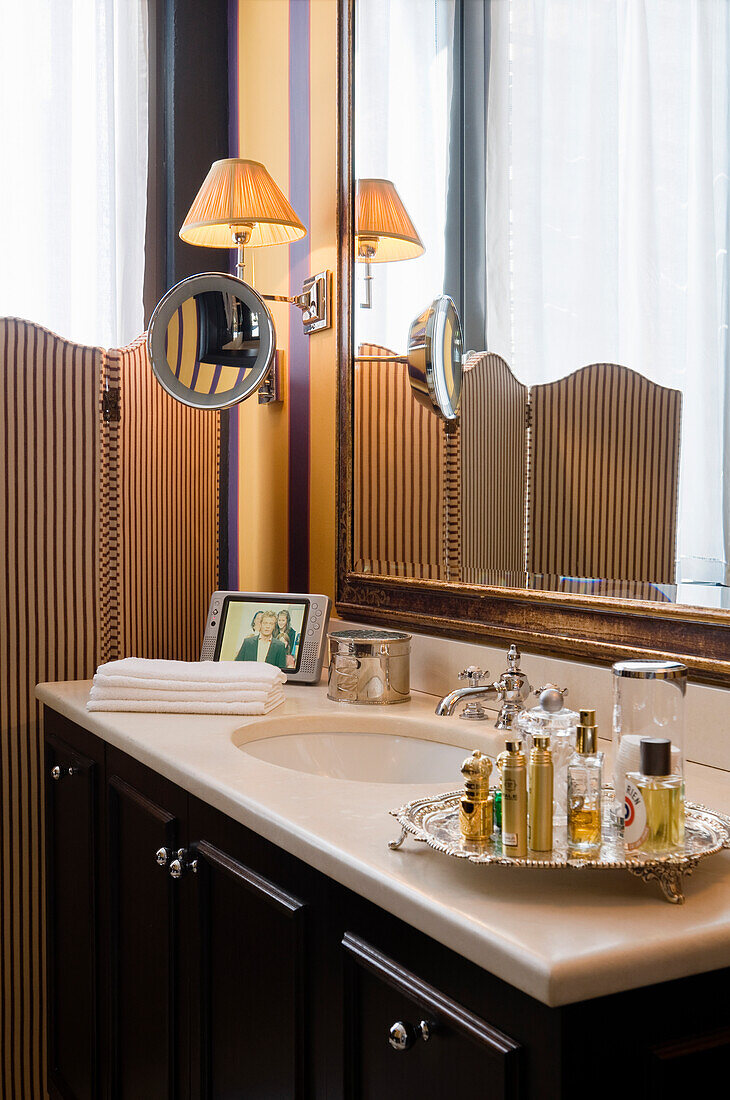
xmin=240 ymin=731 xmax=467 ymax=784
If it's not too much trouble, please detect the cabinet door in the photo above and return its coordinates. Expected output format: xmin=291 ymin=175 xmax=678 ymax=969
xmin=46 ymin=732 xmax=101 ymax=1100
xmin=106 ymin=767 xmax=188 ymax=1100
xmin=342 ymin=933 xmax=523 ymax=1100
xmin=190 ymin=840 xmax=308 ymax=1099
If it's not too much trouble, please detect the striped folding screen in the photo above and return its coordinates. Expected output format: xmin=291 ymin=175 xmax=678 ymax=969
xmin=527 ymin=362 xmax=682 ymax=586
xmin=353 ymin=344 xmax=446 ymax=578
xmin=460 ymin=353 xmax=529 ymax=586
xmin=103 ymin=336 xmax=219 ymax=660
xmin=0 ymin=319 xmax=219 ymax=1097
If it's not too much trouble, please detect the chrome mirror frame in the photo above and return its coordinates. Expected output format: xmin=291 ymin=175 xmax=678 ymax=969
xmin=407 ymin=294 xmax=463 ymax=421
xmin=147 ymin=272 xmax=276 ymax=410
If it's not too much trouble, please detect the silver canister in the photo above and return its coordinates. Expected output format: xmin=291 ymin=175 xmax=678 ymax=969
xmin=327 ymin=629 xmax=411 ymax=704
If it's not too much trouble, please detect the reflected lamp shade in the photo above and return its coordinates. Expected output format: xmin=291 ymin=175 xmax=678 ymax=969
xmin=356 ymin=178 xmax=425 ymax=263
xmin=179 ymin=158 xmax=307 ymax=249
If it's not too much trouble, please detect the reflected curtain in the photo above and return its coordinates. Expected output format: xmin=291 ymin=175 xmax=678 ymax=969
xmin=486 ymin=0 xmax=730 ymax=586
xmin=444 ymin=0 xmax=489 ymax=352
xmin=355 ymin=0 xmax=456 ymax=354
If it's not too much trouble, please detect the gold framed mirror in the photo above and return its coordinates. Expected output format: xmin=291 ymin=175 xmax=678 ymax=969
xmin=336 ymin=0 xmax=730 ymax=684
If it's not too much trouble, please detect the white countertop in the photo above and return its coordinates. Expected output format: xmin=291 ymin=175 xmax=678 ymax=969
xmin=36 ymin=678 xmax=730 ymax=1008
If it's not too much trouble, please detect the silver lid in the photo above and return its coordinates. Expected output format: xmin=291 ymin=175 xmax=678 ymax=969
xmin=328 ymin=628 xmax=411 ymax=658
xmin=612 ymin=659 xmax=687 ymax=681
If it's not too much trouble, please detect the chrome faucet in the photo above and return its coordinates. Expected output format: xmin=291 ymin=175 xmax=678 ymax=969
xmin=435 ymin=644 xmax=531 ymax=729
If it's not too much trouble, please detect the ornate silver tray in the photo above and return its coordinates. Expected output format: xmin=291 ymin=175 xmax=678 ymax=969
xmin=389 ymin=789 xmax=730 ymax=903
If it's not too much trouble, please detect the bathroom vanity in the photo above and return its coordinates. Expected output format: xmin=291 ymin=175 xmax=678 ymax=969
xmin=39 ymin=680 xmax=730 ymax=1100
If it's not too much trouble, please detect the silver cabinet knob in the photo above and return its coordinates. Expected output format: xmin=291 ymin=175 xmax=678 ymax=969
xmin=388 ymin=1020 xmax=432 ymax=1051
xmin=50 ymin=764 xmax=76 ymax=780
xmin=169 ymin=859 xmax=183 ymax=879
xmin=156 ymin=847 xmax=171 ymax=866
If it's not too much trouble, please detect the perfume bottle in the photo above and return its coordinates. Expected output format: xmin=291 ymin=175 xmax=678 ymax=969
xmin=625 ymin=738 xmax=685 ymax=855
xmin=498 ymin=738 xmax=527 ymax=857
xmin=528 ymin=734 xmax=553 ymax=854
xmin=567 ymin=709 xmax=603 ymax=856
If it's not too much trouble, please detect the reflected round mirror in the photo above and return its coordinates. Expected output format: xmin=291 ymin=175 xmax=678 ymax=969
xmin=407 ymin=295 xmax=463 ymax=421
xmin=147 ymin=272 xmax=276 ymax=410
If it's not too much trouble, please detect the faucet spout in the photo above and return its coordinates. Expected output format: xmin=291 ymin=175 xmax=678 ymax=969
xmin=435 ymin=684 xmax=498 ymax=717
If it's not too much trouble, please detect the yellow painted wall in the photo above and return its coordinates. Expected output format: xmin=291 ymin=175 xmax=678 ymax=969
xmin=235 ymin=0 xmax=338 ymax=600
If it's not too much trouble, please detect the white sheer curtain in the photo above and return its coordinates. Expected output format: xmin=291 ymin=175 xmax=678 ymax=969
xmin=355 ymin=0 xmax=455 ymax=355
xmin=0 ymin=0 xmax=148 ymax=348
xmin=486 ymin=0 xmax=730 ymax=585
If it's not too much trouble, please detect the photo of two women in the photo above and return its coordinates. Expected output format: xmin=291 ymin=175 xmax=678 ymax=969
xmin=234 ymin=606 xmax=302 ymax=669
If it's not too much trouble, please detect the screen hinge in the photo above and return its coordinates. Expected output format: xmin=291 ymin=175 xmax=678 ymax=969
xmin=102 ymin=388 xmax=121 ymax=423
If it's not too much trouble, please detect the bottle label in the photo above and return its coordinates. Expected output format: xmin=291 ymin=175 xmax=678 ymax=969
xmin=503 ymin=831 xmax=518 ymax=847
xmin=624 ymin=779 xmax=648 ymax=850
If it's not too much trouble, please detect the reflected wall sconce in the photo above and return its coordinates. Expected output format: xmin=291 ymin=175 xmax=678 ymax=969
xmin=147 ymin=158 xmax=331 ymax=412
xmin=355 ymin=178 xmax=424 ymax=308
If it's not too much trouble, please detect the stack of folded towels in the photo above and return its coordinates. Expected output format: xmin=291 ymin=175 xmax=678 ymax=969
xmin=87 ymin=657 xmax=286 ymax=715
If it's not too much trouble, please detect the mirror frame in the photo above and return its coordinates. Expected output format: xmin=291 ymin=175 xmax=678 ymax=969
xmin=335 ymin=0 xmax=730 ymax=685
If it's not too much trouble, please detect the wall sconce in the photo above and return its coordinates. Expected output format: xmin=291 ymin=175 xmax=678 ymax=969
xmin=147 ymin=158 xmax=331 ymax=410
xmin=355 ymin=178 xmax=424 ymax=308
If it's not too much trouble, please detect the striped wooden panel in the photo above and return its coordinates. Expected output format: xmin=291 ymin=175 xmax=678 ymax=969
xmin=528 ymin=363 xmax=682 ymax=585
xmin=354 ymin=344 xmax=444 ymax=579
xmin=0 ymin=318 xmax=103 ymax=1100
xmin=107 ymin=337 xmax=220 ymax=660
xmin=460 ymin=353 xmax=528 ymax=585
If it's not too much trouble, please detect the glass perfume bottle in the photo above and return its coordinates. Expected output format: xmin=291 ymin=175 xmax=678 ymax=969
xmin=567 ymin=709 xmax=603 ymax=856
xmin=625 ymin=738 xmax=684 ymax=856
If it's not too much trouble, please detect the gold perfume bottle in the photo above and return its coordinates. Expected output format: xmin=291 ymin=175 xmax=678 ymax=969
xmin=567 ymin=709 xmax=603 ymax=856
xmin=458 ymin=750 xmax=494 ymax=843
xmin=528 ymin=734 xmax=553 ymax=854
xmin=498 ymin=739 xmax=527 ymax=857
xmin=625 ymin=737 xmax=684 ymax=855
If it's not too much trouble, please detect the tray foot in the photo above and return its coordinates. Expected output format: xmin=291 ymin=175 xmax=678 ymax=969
xmin=627 ymin=862 xmax=694 ymax=904
xmin=388 ymin=826 xmax=409 ymax=851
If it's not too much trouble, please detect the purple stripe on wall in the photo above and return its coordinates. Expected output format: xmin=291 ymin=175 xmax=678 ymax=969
xmin=288 ymin=0 xmax=311 ymax=591
xmin=227 ymin=0 xmax=240 ymax=587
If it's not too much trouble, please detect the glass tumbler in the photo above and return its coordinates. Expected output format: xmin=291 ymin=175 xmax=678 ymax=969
xmin=611 ymin=660 xmax=687 ymax=828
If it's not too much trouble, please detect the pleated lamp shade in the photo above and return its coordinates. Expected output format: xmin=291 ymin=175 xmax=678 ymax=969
xmin=356 ymin=178 xmax=424 ymax=262
xmin=179 ymin=159 xmax=306 ymax=249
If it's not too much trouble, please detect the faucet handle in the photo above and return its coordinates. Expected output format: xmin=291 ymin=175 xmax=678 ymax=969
xmin=458 ymin=666 xmax=489 ymax=688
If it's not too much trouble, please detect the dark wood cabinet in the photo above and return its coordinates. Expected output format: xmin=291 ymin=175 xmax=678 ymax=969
xmin=105 ymin=750 xmax=189 ymax=1099
xmin=190 ymin=839 xmax=308 ymax=1098
xmin=45 ymin=719 xmax=103 ymax=1100
xmin=44 ymin=707 xmax=730 ymax=1100
xmin=342 ymin=932 xmax=522 ymax=1099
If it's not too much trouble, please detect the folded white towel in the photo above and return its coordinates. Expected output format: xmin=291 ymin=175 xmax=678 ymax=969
xmin=86 ymin=690 xmax=285 ymax=716
xmin=87 ymin=657 xmax=286 ymax=715
xmin=92 ymin=673 xmax=281 ymax=694
xmin=89 ymin=683 xmax=277 ymax=703
xmin=94 ymin=657 xmax=285 ymax=686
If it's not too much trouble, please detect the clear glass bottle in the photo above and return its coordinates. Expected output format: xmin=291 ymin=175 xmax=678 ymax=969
xmin=517 ymin=685 xmax=578 ymax=824
xmin=625 ymin=738 xmax=685 ymax=856
xmin=567 ymin=709 xmax=603 ymax=856
xmin=611 ymin=660 xmax=686 ymax=830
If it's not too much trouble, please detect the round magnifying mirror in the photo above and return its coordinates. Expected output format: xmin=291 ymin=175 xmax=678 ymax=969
xmin=407 ymin=295 xmax=463 ymax=421
xmin=147 ymin=272 xmax=276 ymax=410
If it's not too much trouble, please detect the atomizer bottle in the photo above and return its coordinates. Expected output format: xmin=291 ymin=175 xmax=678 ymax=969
xmin=567 ymin=709 xmax=603 ymax=856
xmin=625 ymin=738 xmax=684 ymax=856
xmin=498 ymin=738 xmax=527 ymax=857
xmin=528 ymin=734 xmax=553 ymax=854
xmin=458 ymin=750 xmax=494 ymax=844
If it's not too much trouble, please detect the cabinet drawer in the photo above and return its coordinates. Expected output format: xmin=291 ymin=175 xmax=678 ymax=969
xmin=342 ymin=933 xmax=523 ymax=1099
